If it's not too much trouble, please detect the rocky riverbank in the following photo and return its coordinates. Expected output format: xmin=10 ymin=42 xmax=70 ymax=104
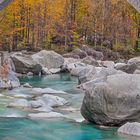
xmin=1 ymin=48 xmax=140 ymax=137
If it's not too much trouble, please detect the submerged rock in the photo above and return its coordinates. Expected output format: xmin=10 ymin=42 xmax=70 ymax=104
xmin=23 ymin=83 xmax=32 ymax=88
xmin=8 ymin=99 xmax=30 ymax=108
xmin=37 ymin=94 xmax=67 ymax=107
xmin=81 ymin=74 xmax=140 ymax=126
xmin=118 ymin=122 xmax=140 ymax=137
xmin=8 ymin=93 xmax=67 ymax=113
xmin=32 ymin=88 xmax=67 ymax=95
xmin=28 ymin=112 xmax=64 ymax=119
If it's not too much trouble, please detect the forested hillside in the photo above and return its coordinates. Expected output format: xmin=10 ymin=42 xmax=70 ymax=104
xmin=0 ymin=0 xmax=140 ymax=55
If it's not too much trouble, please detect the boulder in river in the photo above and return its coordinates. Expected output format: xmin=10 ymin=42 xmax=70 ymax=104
xmin=11 ymin=53 xmax=42 ymax=75
xmin=81 ymin=74 xmax=140 ymax=126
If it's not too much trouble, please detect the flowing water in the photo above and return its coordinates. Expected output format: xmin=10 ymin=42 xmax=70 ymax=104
xmin=0 ymin=73 xmax=139 ymax=140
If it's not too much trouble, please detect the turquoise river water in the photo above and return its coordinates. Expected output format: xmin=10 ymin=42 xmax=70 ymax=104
xmin=0 ymin=74 xmax=139 ymax=140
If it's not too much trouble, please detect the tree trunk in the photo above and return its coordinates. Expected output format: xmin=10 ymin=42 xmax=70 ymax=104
xmin=0 ymin=52 xmax=4 ymax=66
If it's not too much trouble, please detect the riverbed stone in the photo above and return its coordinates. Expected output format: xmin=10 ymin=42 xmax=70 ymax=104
xmin=23 ymin=83 xmax=32 ymax=88
xmin=118 ymin=122 xmax=140 ymax=136
xmin=37 ymin=94 xmax=67 ymax=107
xmin=32 ymin=88 xmax=67 ymax=95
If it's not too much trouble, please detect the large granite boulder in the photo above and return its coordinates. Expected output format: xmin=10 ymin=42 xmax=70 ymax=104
xmin=11 ymin=53 xmax=42 ymax=74
xmin=32 ymin=50 xmax=64 ymax=69
xmin=81 ymin=74 xmax=140 ymax=126
xmin=118 ymin=122 xmax=140 ymax=137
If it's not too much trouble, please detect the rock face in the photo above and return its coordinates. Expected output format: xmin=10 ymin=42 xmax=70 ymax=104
xmin=32 ymin=50 xmax=64 ymax=69
xmin=11 ymin=53 xmax=42 ymax=74
xmin=81 ymin=74 xmax=140 ymax=126
xmin=118 ymin=122 xmax=140 ymax=137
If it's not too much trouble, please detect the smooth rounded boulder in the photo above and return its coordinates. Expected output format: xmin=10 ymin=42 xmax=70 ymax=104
xmin=81 ymin=74 xmax=140 ymax=126
xmin=32 ymin=50 xmax=64 ymax=69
